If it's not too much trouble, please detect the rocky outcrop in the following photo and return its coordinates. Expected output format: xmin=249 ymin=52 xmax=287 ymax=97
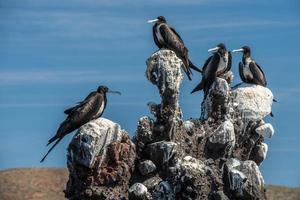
xmin=65 ymin=118 xmax=136 ymax=200
xmin=65 ymin=50 xmax=275 ymax=200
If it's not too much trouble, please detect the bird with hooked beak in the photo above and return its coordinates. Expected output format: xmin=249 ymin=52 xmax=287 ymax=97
xmin=40 ymin=85 xmax=121 ymax=162
xmin=191 ymin=43 xmax=232 ymax=94
xmin=232 ymin=46 xmax=277 ymax=116
xmin=147 ymin=16 xmax=202 ymax=80
xmin=232 ymin=46 xmax=267 ymax=87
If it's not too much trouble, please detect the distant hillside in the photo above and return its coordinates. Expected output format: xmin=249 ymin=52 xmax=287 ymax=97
xmin=0 ymin=168 xmax=299 ymax=200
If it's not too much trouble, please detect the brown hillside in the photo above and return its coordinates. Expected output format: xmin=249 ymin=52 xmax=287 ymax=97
xmin=0 ymin=168 xmax=299 ymax=200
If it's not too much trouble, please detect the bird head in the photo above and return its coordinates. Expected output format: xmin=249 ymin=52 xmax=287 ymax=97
xmin=232 ymin=46 xmax=251 ymax=57
xmin=147 ymin=16 xmax=167 ymax=24
xmin=208 ymin=43 xmax=227 ymax=56
xmin=97 ymin=86 xmax=121 ymax=95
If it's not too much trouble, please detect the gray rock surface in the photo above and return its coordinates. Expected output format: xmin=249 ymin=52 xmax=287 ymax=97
xmin=255 ymin=123 xmax=274 ymax=138
xmin=232 ymin=83 xmax=274 ymax=121
xmin=145 ymin=141 xmax=177 ymax=169
xmin=201 ymin=78 xmax=231 ymax=120
xmin=146 ymin=50 xmax=183 ymax=140
xmin=67 ymin=118 xmax=124 ymax=168
xmin=138 ymin=160 xmax=157 ymax=176
xmin=129 ymin=183 xmax=150 ymax=200
xmin=65 ymin=118 xmax=136 ymax=200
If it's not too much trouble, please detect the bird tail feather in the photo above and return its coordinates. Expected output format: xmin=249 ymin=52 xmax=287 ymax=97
xmin=189 ymin=59 xmax=202 ymax=73
xmin=191 ymin=81 xmax=205 ymax=94
xmin=40 ymin=138 xmax=62 ymax=163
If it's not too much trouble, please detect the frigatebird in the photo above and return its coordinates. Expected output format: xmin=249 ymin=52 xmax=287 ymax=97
xmin=40 ymin=85 xmax=121 ymax=162
xmin=232 ymin=46 xmax=276 ymax=116
xmin=232 ymin=46 xmax=267 ymax=87
xmin=191 ymin=43 xmax=232 ymax=94
xmin=147 ymin=16 xmax=202 ymax=80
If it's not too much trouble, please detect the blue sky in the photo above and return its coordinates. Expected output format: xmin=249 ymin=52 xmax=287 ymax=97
xmin=0 ymin=0 xmax=300 ymax=187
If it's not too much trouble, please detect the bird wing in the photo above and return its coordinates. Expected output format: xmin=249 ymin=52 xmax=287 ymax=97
xmin=170 ymin=27 xmax=184 ymax=44
xmin=202 ymin=56 xmax=212 ymax=72
xmin=64 ymin=92 xmax=97 ymax=115
xmin=227 ymin=51 xmax=232 ymax=71
xmin=160 ymin=24 xmax=189 ymax=67
xmin=41 ymin=92 xmax=103 ymax=162
xmin=53 ymin=92 xmax=103 ymax=142
xmin=191 ymin=54 xmax=220 ymax=93
xmin=239 ymin=62 xmax=247 ymax=83
xmin=249 ymin=61 xmax=267 ymax=86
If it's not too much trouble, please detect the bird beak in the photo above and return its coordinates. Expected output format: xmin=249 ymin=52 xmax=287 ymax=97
xmin=108 ymin=90 xmax=121 ymax=95
xmin=208 ymin=46 xmax=220 ymax=53
xmin=147 ymin=19 xmax=159 ymax=23
xmin=232 ymin=48 xmax=244 ymax=53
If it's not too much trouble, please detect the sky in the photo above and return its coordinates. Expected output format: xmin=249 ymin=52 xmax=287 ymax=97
xmin=0 ymin=0 xmax=300 ymax=187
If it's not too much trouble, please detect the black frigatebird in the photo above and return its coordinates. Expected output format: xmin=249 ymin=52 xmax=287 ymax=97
xmin=232 ymin=46 xmax=276 ymax=116
xmin=191 ymin=43 xmax=232 ymax=94
xmin=147 ymin=16 xmax=202 ymax=80
xmin=232 ymin=46 xmax=267 ymax=87
xmin=40 ymin=85 xmax=121 ymax=162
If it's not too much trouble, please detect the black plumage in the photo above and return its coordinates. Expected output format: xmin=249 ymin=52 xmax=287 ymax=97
xmin=233 ymin=46 xmax=267 ymax=87
xmin=148 ymin=16 xmax=201 ymax=80
xmin=191 ymin=43 xmax=232 ymax=94
xmin=40 ymin=86 xmax=120 ymax=162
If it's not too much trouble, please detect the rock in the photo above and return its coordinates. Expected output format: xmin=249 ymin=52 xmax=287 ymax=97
xmin=210 ymin=190 xmax=230 ymax=200
xmin=207 ymin=120 xmax=235 ymax=158
xmin=138 ymin=160 xmax=157 ymax=176
xmin=142 ymin=175 xmax=162 ymax=192
xmin=145 ymin=141 xmax=177 ymax=169
xmin=146 ymin=50 xmax=183 ymax=140
xmin=224 ymin=158 xmax=265 ymax=199
xmin=67 ymin=118 xmax=125 ymax=168
xmin=201 ymin=78 xmax=231 ymax=120
xmin=136 ymin=116 xmax=154 ymax=144
xmin=65 ymin=118 xmax=136 ymax=200
xmin=255 ymin=123 xmax=274 ymax=138
xmin=129 ymin=183 xmax=150 ymax=200
xmin=183 ymin=120 xmax=194 ymax=133
xmin=179 ymin=156 xmax=206 ymax=173
xmin=232 ymin=83 xmax=273 ymax=121
xmin=250 ymin=142 xmax=268 ymax=166
xmin=152 ymin=181 xmax=175 ymax=200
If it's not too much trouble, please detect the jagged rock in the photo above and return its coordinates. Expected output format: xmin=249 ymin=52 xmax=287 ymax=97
xmin=179 ymin=156 xmax=206 ymax=173
xmin=249 ymin=142 xmax=268 ymax=166
xmin=210 ymin=191 xmax=230 ymax=200
xmin=207 ymin=120 xmax=235 ymax=158
xmin=145 ymin=141 xmax=177 ymax=169
xmin=138 ymin=160 xmax=157 ymax=176
xmin=255 ymin=123 xmax=274 ymax=138
xmin=142 ymin=175 xmax=162 ymax=192
xmin=152 ymin=181 xmax=175 ymax=200
xmin=146 ymin=50 xmax=183 ymax=140
xmin=232 ymin=83 xmax=273 ymax=121
xmin=65 ymin=118 xmax=136 ymax=200
xmin=183 ymin=120 xmax=194 ymax=134
xmin=224 ymin=158 xmax=265 ymax=199
xmin=136 ymin=116 xmax=154 ymax=144
xmin=129 ymin=183 xmax=150 ymax=200
xmin=201 ymin=78 xmax=231 ymax=120
xmin=67 ymin=118 xmax=125 ymax=167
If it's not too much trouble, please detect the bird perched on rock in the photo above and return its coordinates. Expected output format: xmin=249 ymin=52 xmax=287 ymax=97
xmin=191 ymin=43 xmax=232 ymax=94
xmin=40 ymin=85 xmax=121 ymax=162
xmin=147 ymin=16 xmax=201 ymax=80
xmin=232 ymin=46 xmax=267 ymax=87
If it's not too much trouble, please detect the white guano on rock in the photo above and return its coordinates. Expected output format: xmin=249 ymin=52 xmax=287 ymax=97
xmin=232 ymin=83 xmax=273 ymax=121
xmin=67 ymin=118 xmax=125 ymax=168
